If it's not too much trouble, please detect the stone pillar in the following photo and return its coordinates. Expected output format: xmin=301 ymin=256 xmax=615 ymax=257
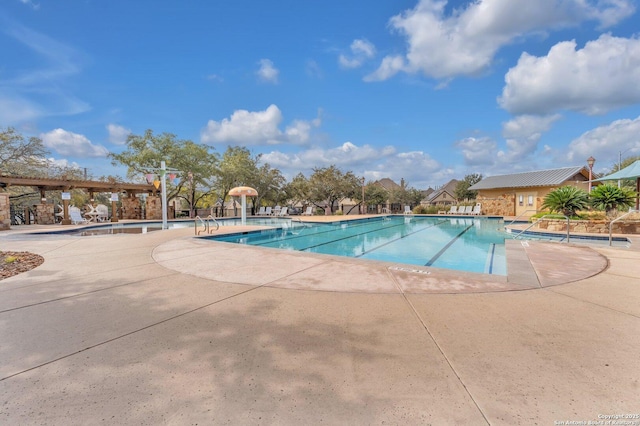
xmin=145 ymin=195 xmax=162 ymax=220
xmin=35 ymin=203 xmax=55 ymax=224
xmin=0 ymin=192 xmax=10 ymax=231
xmin=121 ymin=195 xmax=142 ymax=219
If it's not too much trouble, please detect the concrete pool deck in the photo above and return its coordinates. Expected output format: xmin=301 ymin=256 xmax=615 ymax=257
xmin=1 ymin=222 xmax=639 ymax=424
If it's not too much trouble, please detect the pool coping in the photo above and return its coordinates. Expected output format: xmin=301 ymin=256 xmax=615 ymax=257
xmin=151 ymin=227 xmax=610 ymax=294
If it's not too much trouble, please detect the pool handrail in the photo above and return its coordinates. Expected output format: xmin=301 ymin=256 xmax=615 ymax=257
xmin=195 ymin=215 xmax=220 ymax=235
xmin=512 ymin=213 xmax=570 ymax=243
xmin=609 ymin=209 xmax=638 ymax=246
xmin=504 ymin=209 xmax=538 ymax=228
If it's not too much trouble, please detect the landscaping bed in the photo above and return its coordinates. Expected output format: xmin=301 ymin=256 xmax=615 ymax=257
xmin=1 ymin=251 xmax=44 ymax=280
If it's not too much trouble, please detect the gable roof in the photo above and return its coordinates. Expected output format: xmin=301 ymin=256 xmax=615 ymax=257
xmin=469 ymin=166 xmax=588 ymax=190
xmin=374 ymin=178 xmax=402 ymax=191
xmin=426 ymin=179 xmax=459 ymax=201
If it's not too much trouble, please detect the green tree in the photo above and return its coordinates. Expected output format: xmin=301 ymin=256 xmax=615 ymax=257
xmin=213 ymin=146 xmax=259 ymax=217
xmin=454 ymin=173 xmax=483 ymax=201
xmin=0 ymin=127 xmax=49 ymax=176
xmin=249 ymin=162 xmax=286 ymax=213
xmin=109 ymin=129 xmax=218 ymax=217
xmin=308 ymin=165 xmax=360 ymax=214
xmin=364 ymin=183 xmax=389 ymax=212
xmin=284 ymin=173 xmax=312 ymax=208
xmin=589 ymin=184 xmax=637 ymax=217
xmin=541 ymin=186 xmax=589 ymax=217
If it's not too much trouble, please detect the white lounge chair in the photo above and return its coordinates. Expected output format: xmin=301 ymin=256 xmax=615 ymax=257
xmin=272 ymin=205 xmax=281 ymax=216
xmin=69 ymin=207 xmax=90 ymax=225
xmin=462 ymin=205 xmax=473 ymax=215
xmin=96 ymin=204 xmax=109 ymax=222
xmin=403 ymin=205 xmax=413 ymax=215
xmin=278 ymin=207 xmax=288 ymax=216
xmin=301 ymin=206 xmax=313 ymax=216
xmin=257 ymin=206 xmax=266 ymax=216
xmin=471 ymin=204 xmax=481 ymax=215
xmin=447 ymin=206 xmax=458 ymax=214
xmin=265 ymin=206 xmax=272 ymax=216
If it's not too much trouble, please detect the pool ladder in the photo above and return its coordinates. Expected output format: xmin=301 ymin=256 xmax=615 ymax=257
xmin=510 ymin=214 xmax=570 ymax=243
xmin=194 ymin=215 xmax=220 ymax=235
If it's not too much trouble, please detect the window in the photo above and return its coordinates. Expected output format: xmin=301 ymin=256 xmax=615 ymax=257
xmin=527 ymin=195 xmax=534 ymax=206
xmin=518 ymin=195 xmax=524 ymax=206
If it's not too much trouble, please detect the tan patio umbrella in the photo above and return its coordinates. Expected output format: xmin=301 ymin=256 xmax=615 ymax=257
xmin=228 ymin=186 xmax=258 ymax=225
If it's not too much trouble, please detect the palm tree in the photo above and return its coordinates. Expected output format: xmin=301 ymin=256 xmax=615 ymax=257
xmin=541 ymin=186 xmax=589 ymax=217
xmin=589 ymin=184 xmax=637 ymax=217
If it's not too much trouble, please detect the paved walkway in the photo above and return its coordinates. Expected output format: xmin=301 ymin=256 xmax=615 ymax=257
xmin=0 ymin=224 xmax=639 ymax=425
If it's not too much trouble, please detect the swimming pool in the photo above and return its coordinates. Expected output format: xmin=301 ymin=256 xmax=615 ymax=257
xmin=208 ymin=216 xmax=509 ymax=275
xmin=30 ymin=217 xmax=287 ymax=236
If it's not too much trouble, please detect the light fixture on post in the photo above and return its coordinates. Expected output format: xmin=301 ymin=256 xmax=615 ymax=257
xmin=587 ymin=156 xmax=596 ymax=193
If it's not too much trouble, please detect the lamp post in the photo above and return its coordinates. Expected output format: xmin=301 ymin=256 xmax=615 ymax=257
xmin=587 ymin=156 xmax=596 ymax=193
xmin=361 ymin=177 xmax=366 ymax=215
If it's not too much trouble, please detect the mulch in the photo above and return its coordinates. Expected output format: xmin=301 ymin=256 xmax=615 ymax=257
xmin=0 ymin=251 xmax=44 ymax=280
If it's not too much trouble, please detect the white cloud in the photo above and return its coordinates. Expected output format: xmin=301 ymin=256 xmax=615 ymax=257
xmin=256 ymin=59 xmax=279 ymax=84
xmin=455 ymin=137 xmax=498 ymax=166
xmin=499 ymin=34 xmax=640 ymax=115
xmin=40 ymin=128 xmax=109 ymax=158
xmin=339 ymin=39 xmax=377 ymax=69
xmin=0 ymin=21 xmax=89 ymax=123
xmin=498 ymin=114 xmax=561 ymax=163
xmin=201 ymin=105 xmax=321 ymax=146
xmin=566 ymin=116 xmax=640 ymax=165
xmin=367 ymin=0 xmax=634 ymax=81
xmin=45 ymin=157 xmax=80 ymax=169
xmin=106 ymin=124 xmax=131 ymax=145
xmin=261 ymin=142 xmax=447 ymax=189
xmin=19 ymin=0 xmax=40 ymax=10
xmin=502 ymin=114 xmax=561 ymax=139
xmin=364 ymin=56 xmax=405 ymax=82
xmin=305 ymin=60 xmax=323 ymax=79
xmin=0 ymin=95 xmax=41 ymax=124
xmin=452 ymin=115 xmax=561 ymax=171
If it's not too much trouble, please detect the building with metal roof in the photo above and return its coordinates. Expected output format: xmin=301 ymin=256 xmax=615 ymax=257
xmin=468 ymin=166 xmax=592 ymax=217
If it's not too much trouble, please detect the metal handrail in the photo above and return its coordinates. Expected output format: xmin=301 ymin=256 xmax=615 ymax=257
xmin=206 ymin=215 xmax=219 ymax=233
xmin=511 ymin=214 xmax=570 ymax=243
xmin=609 ymin=209 xmax=638 ymax=246
xmin=194 ymin=215 xmax=207 ymax=235
xmin=504 ymin=209 xmax=538 ymax=228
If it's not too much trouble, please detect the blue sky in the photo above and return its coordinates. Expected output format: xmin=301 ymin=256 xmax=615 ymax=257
xmin=2 ymin=0 xmax=640 ymax=189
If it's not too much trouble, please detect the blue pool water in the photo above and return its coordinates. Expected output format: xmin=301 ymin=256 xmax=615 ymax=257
xmin=208 ymin=216 xmax=509 ymax=275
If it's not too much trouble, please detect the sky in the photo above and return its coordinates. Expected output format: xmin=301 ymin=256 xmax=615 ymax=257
xmin=2 ymin=0 xmax=640 ymax=190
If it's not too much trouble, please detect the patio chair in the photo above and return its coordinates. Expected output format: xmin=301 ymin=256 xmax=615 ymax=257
xmin=257 ymin=206 xmax=266 ymax=216
xmin=278 ymin=207 xmax=288 ymax=216
xmin=471 ymin=204 xmax=481 ymax=215
xmin=69 ymin=207 xmax=90 ymax=225
xmin=55 ymin=204 xmax=64 ymax=222
xmin=301 ymin=206 xmax=313 ymax=216
xmin=96 ymin=204 xmax=109 ymax=222
xmin=272 ymin=205 xmax=281 ymax=216
xmin=265 ymin=206 xmax=272 ymax=216
xmin=403 ymin=205 xmax=413 ymax=215
xmin=462 ymin=205 xmax=473 ymax=215
xmin=447 ymin=205 xmax=458 ymax=214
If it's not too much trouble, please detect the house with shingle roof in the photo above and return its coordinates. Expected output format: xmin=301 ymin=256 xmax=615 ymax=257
xmin=422 ymin=179 xmax=459 ymax=206
xmin=468 ymin=166 xmax=595 ymax=217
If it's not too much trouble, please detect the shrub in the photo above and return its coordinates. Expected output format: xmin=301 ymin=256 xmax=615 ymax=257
xmin=541 ymin=186 xmax=589 ymax=217
xmin=590 ymin=184 xmax=637 ymax=217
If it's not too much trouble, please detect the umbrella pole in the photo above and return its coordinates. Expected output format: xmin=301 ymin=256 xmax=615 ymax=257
xmin=636 ymin=178 xmax=639 ymax=210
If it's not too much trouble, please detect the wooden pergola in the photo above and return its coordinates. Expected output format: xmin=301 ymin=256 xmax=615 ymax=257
xmin=0 ymin=175 xmax=157 ymax=224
